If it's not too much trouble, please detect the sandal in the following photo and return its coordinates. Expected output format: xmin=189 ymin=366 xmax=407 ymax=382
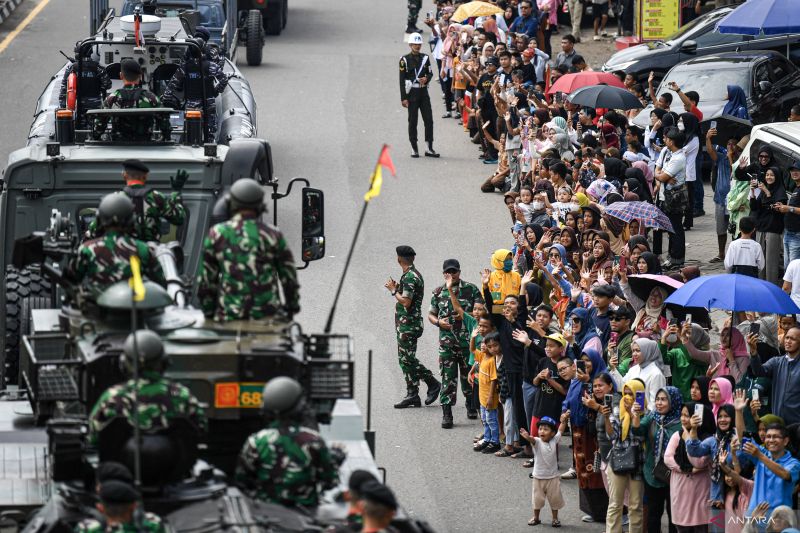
xmin=494 ymin=447 xmax=514 ymax=457
xmin=522 ymin=458 xmax=535 ymax=468
xmin=528 ymin=518 xmax=541 ymax=526
xmin=709 ymin=256 xmax=724 ymax=263
xmin=552 ymin=520 xmax=561 ymax=528
xmin=511 ymin=450 xmax=532 ymax=459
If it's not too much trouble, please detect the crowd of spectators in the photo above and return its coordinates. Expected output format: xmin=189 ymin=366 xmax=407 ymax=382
xmin=420 ymin=0 xmax=800 ymax=531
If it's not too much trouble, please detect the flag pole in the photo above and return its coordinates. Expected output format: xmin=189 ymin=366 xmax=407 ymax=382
xmin=324 ymin=145 xmax=389 ymax=333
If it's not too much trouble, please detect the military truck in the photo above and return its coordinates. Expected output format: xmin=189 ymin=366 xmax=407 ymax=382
xmin=2 ymin=12 xmax=325 ymax=387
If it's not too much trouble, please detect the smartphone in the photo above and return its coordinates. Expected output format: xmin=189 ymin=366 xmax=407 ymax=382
xmin=482 ymin=120 xmax=491 ymax=129
xmin=635 ymin=391 xmax=646 ymax=411
xmin=604 ymin=394 xmax=613 ymax=409
xmin=610 ymin=332 xmax=619 ymax=343
xmin=694 ymin=403 xmax=703 ymax=418
xmin=426 ymin=10 xmax=433 ymax=19
xmin=619 ymin=255 xmax=627 ymax=270
xmin=669 ymin=318 xmax=679 ymax=327
xmin=576 ymin=360 xmax=586 ymax=373
xmin=742 ymin=437 xmax=754 ymax=448
xmin=685 ymin=313 xmax=692 ymax=325
xmin=710 ymin=120 xmax=717 ymax=130
xmin=752 ymin=389 xmax=760 ymax=402
xmin=750 ymin=322 xmax=761 ymax=336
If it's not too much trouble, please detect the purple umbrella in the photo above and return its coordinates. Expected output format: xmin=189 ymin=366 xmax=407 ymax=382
xmin=604 ymin=201 xmax=674 ymax=233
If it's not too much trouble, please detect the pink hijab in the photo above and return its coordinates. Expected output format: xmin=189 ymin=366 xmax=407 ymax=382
xmin=632 ymin=161 xmax=654 ymax=193
xmin=719 ymin=327 xmax=748 ymax=377
xmin=710 ymin=378 xmax=733 ymax=418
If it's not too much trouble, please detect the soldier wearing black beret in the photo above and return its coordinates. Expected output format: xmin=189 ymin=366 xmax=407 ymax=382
xmin=385 ymin=246 xmax=440 ymax=410
xmin=360 ymin=481 xmax=399 ymax=533
xmin=75 ymin=480 xmax=168 ymax=532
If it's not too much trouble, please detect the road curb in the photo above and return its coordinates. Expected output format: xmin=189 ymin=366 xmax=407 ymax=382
xmin=0 ymin=0 xmax=24 ymax=26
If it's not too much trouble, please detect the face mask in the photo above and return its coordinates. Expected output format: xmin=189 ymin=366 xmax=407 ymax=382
xmin=533 ymin=200 xmax=544 ymax=210
xmin=503 ymin=259 xmax=513 ymax=272
xmin=666 ymin=333 xmax=678 ymax=344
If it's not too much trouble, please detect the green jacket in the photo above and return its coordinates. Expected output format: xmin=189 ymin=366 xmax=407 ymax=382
xmin=633 ymin=414 xmax=682 ymax=488
xmin=659 ymin=343 xmax=708 ymax=403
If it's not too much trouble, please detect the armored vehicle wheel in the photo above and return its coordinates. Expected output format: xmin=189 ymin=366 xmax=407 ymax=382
xmin=3 ymin=267 xmax=51 ymax=385
xmin=246 ymin=10 xmax=263 ymax=66
xmin=265 ymin=0 xmax=283 ymax=35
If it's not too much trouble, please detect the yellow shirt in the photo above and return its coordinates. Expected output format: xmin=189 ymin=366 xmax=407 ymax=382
xmin=478 ymin=353 xmax=498 ymax=409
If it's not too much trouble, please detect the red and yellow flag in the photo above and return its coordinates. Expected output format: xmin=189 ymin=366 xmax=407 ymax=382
xmin=364 ymin=145 xmax=396 ymax=202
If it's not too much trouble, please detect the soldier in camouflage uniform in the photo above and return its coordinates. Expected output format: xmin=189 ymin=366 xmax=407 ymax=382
xmin=93 ymin=58 xmax=171 ymax=141
xmin=89 ymin=330 xmax=207 ymax=447
xmin=406 ymin=0 xmax=422 ymax=34
xmin=384 ymin=245 xmax=440 ymax=409
xmin=236 ymin=377 xmax=339 ymax=507
xmin=428 ymin=259 xmax=484 ymax=429
xmin=86 ymin=160 xmax=187 ymax=243
xmin=198 ymin=178 xmax=299 ymax=322
xmin=161 ymin=27 xmax=229 ymax=142
xmin=67 ymin=193 xmax=165 ymax=294
xmin=74 ymin=479 xmax=167 ymax=532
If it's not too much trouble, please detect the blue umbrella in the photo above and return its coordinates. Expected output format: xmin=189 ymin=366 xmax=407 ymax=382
xmin=716 ymin=0 xmax=800 ymax=35
xmin=664 ymin=274 xmax=800 ymax=314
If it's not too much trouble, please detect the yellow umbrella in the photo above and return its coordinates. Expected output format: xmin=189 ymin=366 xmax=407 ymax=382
xmin=452 ymin=1 xmax=504 ymax=22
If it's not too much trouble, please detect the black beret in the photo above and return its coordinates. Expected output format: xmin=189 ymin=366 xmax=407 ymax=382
xmin=348 ymin=469 xmax=378 ymax=495
xmin=96 ymin=462 xmax=133 ymax=484
xmin=122 ymin=159 xmax=149 ymax=173
xmin=396 ymin=245 xmax=416 ymax=258
xmin=120 ymin=58 xmax=142 ymax=76
xmin=360 ymin=480 xmax=398 ymax=510
xmin=99 ymin=480 xmax=140 ymax=504
xmin=591 ymin=284 xmax=616 ymax=298
xmin=442 ymin=258 xmax=460 ymax=272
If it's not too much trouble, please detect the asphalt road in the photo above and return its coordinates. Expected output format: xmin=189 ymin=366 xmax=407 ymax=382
xmin=0 ymin=1 xmax=720 ymax=531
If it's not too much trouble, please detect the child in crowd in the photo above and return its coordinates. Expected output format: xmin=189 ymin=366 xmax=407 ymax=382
xmin=724 ymin=216 xmax=764 ymax=278
xmin=547 ymin=186 xmax=580 ymax=226
xmin=520 ymin=412 xmax=568 ymax=528
xmin=469 ymin=314 xmax=495 ymax=445
xmin=473 ymin=332 xmax=501 ymax=454
xmin=515 ymin=186 xmax=536 ymax=224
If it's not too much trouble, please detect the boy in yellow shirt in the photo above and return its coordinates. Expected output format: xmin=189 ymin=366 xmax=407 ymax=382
xmin=473 ymin=332 xmax=501 ymax=454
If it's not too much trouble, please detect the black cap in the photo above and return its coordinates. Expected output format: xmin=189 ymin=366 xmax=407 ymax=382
xmin=348 ymin=469 xmax=378 ymax=495
xmin=485 ymin=56 xmax=499 ymax=67
xmin=442 ymin=258 xmax=460 ymax=272
xmin=122 ymin=159 xmax=149 ymax=174
xmin=120 ymin=58 xmax=142 ymax=77
xmin=591 ymin=284 xmax=616 ymax=298
xmin=608 ymin=306 xmax=633 ymax=320
xmin=790 ymin=161 xmax=800 ymax=172
xmin=99 ymin=480 xmax=140 ymax=505
xmin=194 ymin=26 xmax=211 ymax=40
xmin=396 ymin=245 xmax=416 ymax=258
xmin=360 ymin=480 xmax=398 ymax=510
xmin=96 ymin=462 xmax=133 ymax=485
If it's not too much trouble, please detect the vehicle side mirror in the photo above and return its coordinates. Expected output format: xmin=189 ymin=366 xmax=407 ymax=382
xmin=301 ymin=188 xmax=324 ymax=262
xmin=680 ymin=40 xmax=697 ymax=53
xmin=758 ymin=80 xmax=773 ymax=94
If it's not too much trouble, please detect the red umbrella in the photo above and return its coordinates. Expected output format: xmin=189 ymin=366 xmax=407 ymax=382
xmin=546 ymin=72 xmax=626 ymax=96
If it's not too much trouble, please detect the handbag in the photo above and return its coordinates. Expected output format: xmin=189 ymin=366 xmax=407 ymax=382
xmin=609 ymin=440 xmax=640 ymax=475
xmin=663 ymin=184 xmax=688 ymax=215
xmin=653 ymin=457 xmax=671 ymax=484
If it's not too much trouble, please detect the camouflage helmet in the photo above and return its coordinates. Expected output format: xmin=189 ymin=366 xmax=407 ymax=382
xmin=97 ymin=193 xmax=134 ymax=230
xmin=122 ymin=330 xmax=168 ymax=373
xmin=228 ymin=178 xmax=265 ymax=213
xmin=261 ymin=377 xmax=305 ymax=417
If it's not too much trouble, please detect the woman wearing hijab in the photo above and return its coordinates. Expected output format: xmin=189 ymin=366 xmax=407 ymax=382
xmin=723 ymin=85 xmax=749 ymax=120
xmin=601 ymin=122 xmax=620 ymax=150
xmin=687 ymin=403 xmax=738 ymax=507
xmin=690 ymin=376 xmax=712 ymax=407
xmin=559 ymin=226 xmax=580 ymax=268
xmin=659 ymin=322 xmax=711 ymax=402
xmin=518 ymin=223 xmax=544 ymax=271
xmin=629 ymin=286 xmax=669 ymax=340
xmin=587 ymin=238 xmax=612 ymax=283
xmin=609 ymin=338 xmax=668 ymax=410
xmin=603 ymin=157 xmax=628 ymax=188
xmin=566 ymin=308 xmax=602 ymax=359
xmin=707 ymin=377 xmax=734 ymax=419
xmin=581 ymin=203 xmax=602 ymax=231
xmin=665 ymin=402 xmax=715 ymax=531
xmin=632 ymin=160 xmax=655 ymax=196
xmin=624 ymin=167 xmax=653 ymax=203
xmin=681 ymin=323 xmax=750 ymax=383
xmin=680 ymin=112 xmax=702 ymax=230
xmin=600 ymin=211 xmax=629 ymax=256
xmin=631 ymin=386 xmax=683 ymax=533
xmin=645 ymin=108 xmax=668 ymax=163
xmin=749 ymin=166 xmax=787 ymax=284
xmin=605 ymin=379 xmax=646 ymax=532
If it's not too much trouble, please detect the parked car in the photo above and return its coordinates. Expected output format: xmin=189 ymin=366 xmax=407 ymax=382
xmin=630 ymin=51 xmax=800 ymax=128
xmin=602 ymin=5 xmax=800 ymax=84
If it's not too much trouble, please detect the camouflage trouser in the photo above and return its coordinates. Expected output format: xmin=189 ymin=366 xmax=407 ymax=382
xmin=407 ymin=0 xmax=421 ymax=25
xmin=397 ymin=328 xmax=434 ymax=395
xmin=186 ymin=98 xmax=217 ymax=141
xmin=438 ymin=341 xmax=470 ymax=406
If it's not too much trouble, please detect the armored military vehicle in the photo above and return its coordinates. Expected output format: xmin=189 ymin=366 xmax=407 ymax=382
xmin=2 ymin=11 xmax=325 ymax=388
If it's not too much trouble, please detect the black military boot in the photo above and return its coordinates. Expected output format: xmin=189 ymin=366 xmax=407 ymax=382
xmin=424 ymin=377 xmax=441 ymax=405
xmin=465 ymin=393 xmax=478 ymax=419
xmin=394 ymin=390 xmax=421 ymax=409
xmin=441 ymin=405 xmax=453 ymax=429
xmin=424 ymin=142 xmax=440 ymax=158
xmin=411 ymin=142 xmax=420 ymax=158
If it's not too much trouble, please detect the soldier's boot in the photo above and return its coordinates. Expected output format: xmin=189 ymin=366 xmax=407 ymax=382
xmin=405 ymin=24 xmax=416 ymax=34
xmin=424 ymin=142 xmax=440 ymax=158
xmin=424 ymin=377 xmax=441 ymax=406
xmin=394 ymin=390 xmax=422 ymax=409
xmin=411 ymin=141 xmax=420 ymax=158
xmin=441 ymin=404 xmax=453 ymax=429
xmin=465 ymin=393 xmax=478 ymax=419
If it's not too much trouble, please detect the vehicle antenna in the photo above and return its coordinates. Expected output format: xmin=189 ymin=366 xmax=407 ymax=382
xmin=59 ymin=50 xmax=76 ymax=63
